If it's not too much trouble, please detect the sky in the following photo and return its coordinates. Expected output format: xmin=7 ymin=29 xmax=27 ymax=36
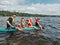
xmin=0 ymin=0 xmax=60 ymax=15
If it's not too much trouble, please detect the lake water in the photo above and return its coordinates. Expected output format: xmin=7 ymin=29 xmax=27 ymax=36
xmin=0 ymin=16 xmax=60 ymax=45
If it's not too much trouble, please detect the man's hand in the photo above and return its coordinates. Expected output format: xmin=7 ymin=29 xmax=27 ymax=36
xmin=10 ymin=25 xmax=14 ymax=27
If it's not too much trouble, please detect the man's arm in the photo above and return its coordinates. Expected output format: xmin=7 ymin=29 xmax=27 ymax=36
xmin=6 ymin=21 xmax=13 ymax=27
xmin=38 ymin=22 xmax=43 ymax=30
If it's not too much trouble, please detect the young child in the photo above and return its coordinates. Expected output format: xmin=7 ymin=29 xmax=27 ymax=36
xmin=35 ymin=18 xmax=43 ymax=30
xmin=17 ymin=18 xmax=26 ymax=28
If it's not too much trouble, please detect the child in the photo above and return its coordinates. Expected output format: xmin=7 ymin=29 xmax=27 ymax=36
xmin=17 ymin=18 xmax=26 ymax=28
xmin=35 ymin=18 xmax=43 ymax=30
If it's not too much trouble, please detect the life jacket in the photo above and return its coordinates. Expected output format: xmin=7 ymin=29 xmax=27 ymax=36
xmin=21 ymin=22 xmax=26 ymax=27
xmin=35 ymin=21 xmax=40 ymax=27
xmin=7 ymin=16 xmax=15 ymax=25
xmin=27 ymin=20 xmax=33 ymax=27
xmin=7 ymin=16 xmax=15 ymax=29
xmin=10 ymin=16 xmax=15 ymax=25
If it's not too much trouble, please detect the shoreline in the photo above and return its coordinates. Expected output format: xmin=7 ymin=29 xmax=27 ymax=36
xmin=0 ymin=11 xmax=60 ymax=17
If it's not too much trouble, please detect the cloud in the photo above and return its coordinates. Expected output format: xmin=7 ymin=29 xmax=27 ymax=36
xmin=0 ymin=0 xmax=25 ymax=5
xmin=0 ymin=0 xmax=60 ymax=15
xmin=29 ymin=4 xmax=60 ymax=15
xmin=18 ymin=4 xmax=60 ymax=15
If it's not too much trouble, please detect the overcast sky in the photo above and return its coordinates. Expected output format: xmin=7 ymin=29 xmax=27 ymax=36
xmin=0 ymin=0 xmax=60 ymax=15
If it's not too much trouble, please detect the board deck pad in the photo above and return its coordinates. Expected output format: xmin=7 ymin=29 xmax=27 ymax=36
xmin=0 ymin=26 xmax=40 ymax=32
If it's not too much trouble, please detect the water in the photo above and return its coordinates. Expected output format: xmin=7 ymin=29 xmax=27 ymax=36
xmin=0 ymin=16 xmax=60 ymax=45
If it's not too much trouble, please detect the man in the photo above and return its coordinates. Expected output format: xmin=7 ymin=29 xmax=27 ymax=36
xmin=6 ymin=15 xmax=25 ymax=33
xmin=6 ymin=15 xmax=16 ymax=29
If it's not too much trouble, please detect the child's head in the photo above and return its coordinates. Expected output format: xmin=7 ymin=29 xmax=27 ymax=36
xmin=29 ymin=18 xmax=32 ymax=23
xmin=12 ymin=15 xmax=16 ymax=18
xmin=21 ymin=18 xmax=25 ymax=22
xmin=35 ymin=18 xmax=40 ymax=21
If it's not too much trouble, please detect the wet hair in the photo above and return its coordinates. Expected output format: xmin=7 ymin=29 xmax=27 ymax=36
xmin=21 ymin=18 xmax=25 ymax=22
xmin=21 ymin=18 xmax=24 ymax=19
xmin=35 ymin=18 xmax=40 ymax=20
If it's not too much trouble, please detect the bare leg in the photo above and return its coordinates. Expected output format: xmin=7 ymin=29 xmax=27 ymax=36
xmin=17 ymin=24 xmax=22 ymax=28
xmin=16 ymin=27 xmax=25 ymax=33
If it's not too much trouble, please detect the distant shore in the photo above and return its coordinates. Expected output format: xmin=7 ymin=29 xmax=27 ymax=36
xmin=0 ymin=11 xmax=60 ymax=17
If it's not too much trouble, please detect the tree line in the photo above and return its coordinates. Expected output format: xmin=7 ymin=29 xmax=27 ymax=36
xmin=0 ymin=11 xmax=60 ymax=17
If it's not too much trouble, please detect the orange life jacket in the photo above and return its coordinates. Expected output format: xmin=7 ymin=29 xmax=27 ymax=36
xmin=27 ymin=20 xmax=33 ymax=27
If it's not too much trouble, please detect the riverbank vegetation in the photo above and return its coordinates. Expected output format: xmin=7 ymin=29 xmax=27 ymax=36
xmin=0 ymin=11 xmax=60 ymax=17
